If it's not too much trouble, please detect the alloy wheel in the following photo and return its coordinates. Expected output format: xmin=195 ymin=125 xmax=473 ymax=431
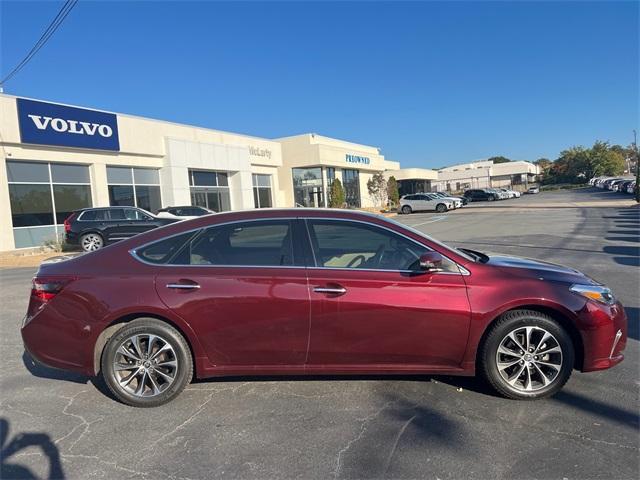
xmin=81 ymin=234 xmax=103 ymax=251
xmin=495 ymin=326 xmax=563 ymax=392
xmin=112 ymin=334 xmax=178 ymax=398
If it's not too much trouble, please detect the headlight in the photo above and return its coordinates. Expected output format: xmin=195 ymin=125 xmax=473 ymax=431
xmin=570 ymin=284 xmax=616 ymax=305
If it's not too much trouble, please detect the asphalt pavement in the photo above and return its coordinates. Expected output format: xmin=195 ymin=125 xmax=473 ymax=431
xmin=1 ymin=188 xmax=638 ymax=479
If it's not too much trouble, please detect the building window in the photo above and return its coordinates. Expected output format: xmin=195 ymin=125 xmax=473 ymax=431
xmin=342 ymin=169 xmax=361 ymax=208
xmin=107 ymin=166 xmax=161 ymax=213
xmin=292 ymin=167 xmax=324 ymax=207
xmin=326 ymin=167 xmax=336 ymax=187
xmin=252 ymin=174 xmax=273 ymax=208
xmin=6 ymin=160 xmax=92 ymax=248
xmin=188 ymin=169 xmax=231 ymax=212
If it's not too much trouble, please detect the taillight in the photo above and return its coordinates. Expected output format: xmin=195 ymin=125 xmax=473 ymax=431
xmin=31 ymin=277 xmax=74 ymax=303
xmin=63 ymin=212 xmax=77 ymax=233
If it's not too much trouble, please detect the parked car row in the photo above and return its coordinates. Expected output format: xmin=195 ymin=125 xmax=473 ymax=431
xmin=464 ymin=187 xmax=529 ymax=202
xmin=590 ymin=176 xmax=637 ymax=195
xmin=65 ymin=205 xmax=214 ymax=252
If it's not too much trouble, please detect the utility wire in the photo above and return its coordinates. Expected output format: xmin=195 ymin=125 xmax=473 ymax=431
xmin=1 ymin=0 xmax=79 ymax=87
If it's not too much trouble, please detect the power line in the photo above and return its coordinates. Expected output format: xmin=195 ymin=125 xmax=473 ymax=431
xmin=0 ymin=0 xmax=79 ymax=87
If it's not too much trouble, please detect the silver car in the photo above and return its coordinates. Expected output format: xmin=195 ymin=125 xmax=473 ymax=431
xmin=400 ymin=193 xmax=457 ymax=214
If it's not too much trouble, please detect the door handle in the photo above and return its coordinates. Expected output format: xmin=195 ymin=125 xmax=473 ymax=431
xmin=313 ymin=286 xmax=347 ymax=295
xmin=166 ymin=282 xmax=201 ymax=290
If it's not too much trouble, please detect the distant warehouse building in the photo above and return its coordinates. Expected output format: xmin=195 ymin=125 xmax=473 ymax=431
xmin=0 ymin=94 xmax=398 ymax=251
xmin=432 ymin=160 xmax=540 ymax=193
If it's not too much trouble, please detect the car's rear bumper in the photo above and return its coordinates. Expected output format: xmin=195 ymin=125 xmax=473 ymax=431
xmin=579 ymin=301 xmax=627 ymax=372
xmin=65 ymin=232 xmax=79 ymax=245
xmin=21 ymin=305 xmax=95 ymax=376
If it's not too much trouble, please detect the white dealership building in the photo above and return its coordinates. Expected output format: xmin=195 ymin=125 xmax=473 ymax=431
xmin=0 ymin=94 xmax=398 ymax=251
xmin=0 ymin=93 xmax=538 ymax=252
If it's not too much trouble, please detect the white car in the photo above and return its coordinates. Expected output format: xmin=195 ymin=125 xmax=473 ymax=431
xmin=399 ymin=193 xmax=458 ymax=214
xmin=526 ymin=186 xmax=540 ymax=194
xmin=497 ymin=188 xmax=520 ymax=198
xmin=156 ymin=205 xmax=215 ymax=220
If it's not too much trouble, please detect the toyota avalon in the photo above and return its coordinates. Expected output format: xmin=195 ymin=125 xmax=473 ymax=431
xmin=22 ymin=209 xmax=627 ymax=407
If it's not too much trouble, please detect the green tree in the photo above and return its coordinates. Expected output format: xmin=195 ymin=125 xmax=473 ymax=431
xmin=328 ymin=178 xmax=345 ymax=208
xmin=386 ymin=176 xmax=399 ymax=207
xmin=488 ymin=156 xmax=511 ymax=164
xmin=534 ymin=158 xmax=552 ymax=171
xmin=589 ymin=141 xmax=625 ymax=177
xmin=544 ymin=141 xmax=625 ymax=184
xmin=367 ymin=172 xmax=388 ymax=208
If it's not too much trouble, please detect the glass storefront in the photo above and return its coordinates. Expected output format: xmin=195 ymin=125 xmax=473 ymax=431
xmin=292 ymin=167 xmax=324 ymax=207
xmin=189 ymin=169 xmax=231 ymax=212
xmin=107 ymin=166 xmax=161 ymax=213
xmin=342 ymin=169 xmax=361 ymax=208
xmin=397 ymin=179 xmax=433 ymax=197
xmin=252 ymin=174 xmax=273 ymax=208
xmin=6 ymin=160 xmax=92 ymax=248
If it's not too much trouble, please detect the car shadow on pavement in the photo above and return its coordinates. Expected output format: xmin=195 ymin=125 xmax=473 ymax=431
xmin=605 ymin=208 xmax=640 ymax=267
xmin=21 ymin=351 xmax=118 ymax=403
xmin=0 ymin=417 xmax=65 ymax=479
xmin=338 ymin=394 xmax=467 ymax=478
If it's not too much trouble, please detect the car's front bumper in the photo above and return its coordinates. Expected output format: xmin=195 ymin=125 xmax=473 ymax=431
xmin=579 ymin=301 xmax=627 ymax=372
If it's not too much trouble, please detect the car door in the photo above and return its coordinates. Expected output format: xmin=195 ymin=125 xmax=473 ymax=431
xmin=153 ymin=218 xmax=310 ymax=368
xmin=100 ymin=208 xmax=128 ymax=242
xmin=304 ymin=219 xmax=471 ymax=370
xmin=414 ymin=194 xmax=431 ymax=212
xmin=117 ymin=208 xmax=160 ymax=238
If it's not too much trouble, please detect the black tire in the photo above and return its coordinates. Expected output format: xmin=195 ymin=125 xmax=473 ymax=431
xmin=435 ymin=203 xmax=448 ymax=213
xmin=80 ymin=232 xmax=104 ymax=252
xmin=487 ymin=195 xmax=495 ymax=202
xmin=401 ymin=205 xmax=412 ymax=215
xmin=100 ymin=318 xmax=193 ymax=407
xmin=479 ymin=310 xmax=574 ymax=400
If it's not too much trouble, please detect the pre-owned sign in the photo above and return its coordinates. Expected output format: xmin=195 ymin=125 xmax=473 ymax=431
xmin=17 ymin=98 xmax=120 ymax=151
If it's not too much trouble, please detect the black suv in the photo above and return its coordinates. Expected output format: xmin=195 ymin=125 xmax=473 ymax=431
xmin=64 ymin=207 xmax=176 ymax=252
xmin=463 ymin=189 xmax=499 ymax=202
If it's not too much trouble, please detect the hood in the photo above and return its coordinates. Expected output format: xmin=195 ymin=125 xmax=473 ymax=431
xmin=485 ymin=254 xmax=596 ymax=284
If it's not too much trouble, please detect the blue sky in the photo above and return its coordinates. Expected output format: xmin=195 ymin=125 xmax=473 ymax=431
xmin=1 ymin=1 xmax=638 ymax=168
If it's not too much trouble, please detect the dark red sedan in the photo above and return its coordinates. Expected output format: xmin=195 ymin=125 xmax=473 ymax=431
xmin=22 ymin=209 xmax=627 ymax=407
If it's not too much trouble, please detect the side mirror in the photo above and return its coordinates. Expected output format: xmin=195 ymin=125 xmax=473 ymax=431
xmin=419 ymin=252 xmax=444 ymax=272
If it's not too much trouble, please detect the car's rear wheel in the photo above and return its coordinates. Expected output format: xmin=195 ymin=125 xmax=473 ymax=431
xmin=80 ymin=232 xmax=104 ymax=252
xmin=479 ymin=310 xmax=574 ymax=400
xmin=401 ymin=205 xmax=412 ymax=214
xmin=435 ymin=203 xmax=448 ymax=213
xmin=101 ymin=319 xmax=193 ymax=407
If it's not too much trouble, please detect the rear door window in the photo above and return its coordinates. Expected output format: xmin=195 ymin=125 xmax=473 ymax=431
xmin=173 ymin=220 xmax=295 ymax=267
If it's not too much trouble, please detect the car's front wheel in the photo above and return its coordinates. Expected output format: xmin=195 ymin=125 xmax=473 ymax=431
xmin=435 ymin=203 xmax=448 ymax=213
xmin=479 ymin=310 xmax=574 ymax=400
xmin=101 ymin=319 xmax=193 ymax=407
xmin=80 ymin=232 xmax=104 ymax=252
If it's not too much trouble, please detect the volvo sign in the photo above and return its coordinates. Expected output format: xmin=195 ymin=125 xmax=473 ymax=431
xmin=17 ymin=98 xmax=120 ymax=151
